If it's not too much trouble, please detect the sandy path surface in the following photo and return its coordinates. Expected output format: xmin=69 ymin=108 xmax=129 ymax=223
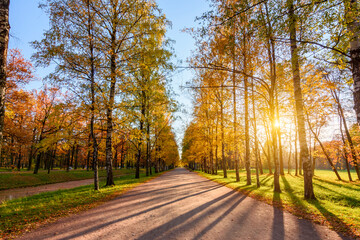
xmin=0 ymin=179 xmax=96 ymax=202
xmin=0 ymin=174 xmax=126 ymax=202
xmin=17 ymin=168 xmax=351 ymax=240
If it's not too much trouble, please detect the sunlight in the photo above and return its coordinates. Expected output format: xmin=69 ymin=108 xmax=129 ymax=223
xmin=274 ymin=119 xmax=280 ymax=128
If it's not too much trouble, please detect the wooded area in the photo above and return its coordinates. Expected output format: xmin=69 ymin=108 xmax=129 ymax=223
xmin=181 ymin=0 xmax=360 ymax=199
xmin=1 ymin=0 xmax=360 ymax=239
xmin=0 ymin=0 xmax=180 ymax=190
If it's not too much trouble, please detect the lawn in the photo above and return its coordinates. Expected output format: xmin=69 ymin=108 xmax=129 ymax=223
xmin=0 ymin=168 xmax=137 ymax=190
xmin=196 ymin=169 xmax=360 ymax=238
xmin=0 ymin=171 xmax=165 ymax=239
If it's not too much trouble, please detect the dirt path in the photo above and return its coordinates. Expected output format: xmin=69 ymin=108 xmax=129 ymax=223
xmin=0 ymin=174 xmax=127 ymax=202
xmin=17 ymin=168 xmax=351 ymax=240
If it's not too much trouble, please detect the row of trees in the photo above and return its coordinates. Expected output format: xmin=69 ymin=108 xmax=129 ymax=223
xmin=0 ymin=0 xmax=180 ymax=190
xmin=182 ymin=0 xmax=360 ymax=199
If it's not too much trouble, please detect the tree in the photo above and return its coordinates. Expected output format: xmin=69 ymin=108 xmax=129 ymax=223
xmin=0 ymin=0 xmax=10 ymax=161
xmin=33 ymin=0 xmax=101 ymax=189
xmin=287 ymin=0 xmax=315 ymax=199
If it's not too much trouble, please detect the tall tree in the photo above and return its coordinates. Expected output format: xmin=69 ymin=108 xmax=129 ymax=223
xmin=0 ymin=0 xmax=10 ymax=161
xmin=287 ymin=0 xmax=315 ymax=199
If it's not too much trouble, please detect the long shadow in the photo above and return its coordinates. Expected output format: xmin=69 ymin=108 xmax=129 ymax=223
xmin=309 ymin=200 xmax=356 ymax=239
xmin=118 ymin=180 xmax=213 ymax=199
xmin=313 ymin=177 xmax=360 ymax=191
xmin=58 ymin=184 xmax=223 ymax=229
xmin=192 ymin=195 xmax=247 ymax=239
xmin=281 ymin=176 xmax=307 ymax=210
xmin=57 ymin=185 xmax=228 ymax=240
xmin=312 ymin=182 xmax=359 ymax=207
xmin=137 ymin=190 xmax=240 ymax=240
xmin=272 ymin=192 xmax=284 ymax=240
xmin=281 ymin=176 xmax=349 ymax=240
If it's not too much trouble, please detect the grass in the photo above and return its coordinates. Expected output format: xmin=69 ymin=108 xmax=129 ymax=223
xmin=0 ymin=171 xmax=166 ymax=239
xmin=196 ymin=169 xmax=360 ymax=238
xmin=0 ymin=168 xmax=136 ymax=190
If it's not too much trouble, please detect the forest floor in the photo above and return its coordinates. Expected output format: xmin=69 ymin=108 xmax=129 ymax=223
xmin=196 ymin=169 xmax=360 ymax=239
xmin=7 ymin=168 xmax=353 ymax=240
xmin=0 ymin=168 xmax=135 ymax=190
xmin=0 ymin=170 xmax=163 ymax=239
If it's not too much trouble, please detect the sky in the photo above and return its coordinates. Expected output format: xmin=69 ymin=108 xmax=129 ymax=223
xmin=8 ymin=0 xmax=211 ymax=146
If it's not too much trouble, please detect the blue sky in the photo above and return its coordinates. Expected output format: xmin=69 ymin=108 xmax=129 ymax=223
xmin=9 ymin=0 xmax=210 ymax=145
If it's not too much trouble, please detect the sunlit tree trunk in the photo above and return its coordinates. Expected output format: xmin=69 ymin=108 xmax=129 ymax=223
xmin=215 ymin=111 xmax=219 ymax=175
xmin=276 ymin=94 xmax=284 ymax=175
xmin=252 ymin=79 xmax=260 ymax=187
xmin=220 ymin=85 xmax=227 ymax=178
xmin=232 ymin=29 xmax=240 ymax=182
xmin=288 ymin=0 xmax=315 ymax=199
xmin=242 ymin=33 xmax=251 ymax=185
xmin=307 ymin=118 xmax=342 ymax=180
xmin=333 ymin=89 xmax=360 ymax=179
xmin=264 ymin=3 xmax=279 ymax=192
xmin=340 ymin=113 xmax=353 ymax=181
xmin=345 ymin=0 xmax=360 ymax=126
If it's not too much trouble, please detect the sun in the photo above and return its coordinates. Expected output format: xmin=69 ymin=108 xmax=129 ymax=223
xmin=274 ymin=120 xmax=280 ymax=128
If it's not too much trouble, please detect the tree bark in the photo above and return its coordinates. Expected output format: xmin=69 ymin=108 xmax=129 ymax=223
xmin=0 ymin=0 xmax=10 ymax=162
xmin=346 ymin=0 xmax=360 ymax=125
xmin=340 ymin=113 xmax=353 ymax=181
xmin=87 ymin=0 xmax=99 ymax=190
xmin=104 ymin=2 xmax=118 ymax=186
xmin=288 ymin=0 xmax=315 ymax=199
xmin=334 ymin=90 xmax=360 ymax=179
xmin=252 ymin=79 xmax=260 ymax=187
xmin=232 ymin=34 xmax=240 ymax=182
xmin=220 ymin=85 xmax=227 ymax=178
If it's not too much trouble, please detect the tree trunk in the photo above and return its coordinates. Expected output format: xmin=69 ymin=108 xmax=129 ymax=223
xmin=288 ymin=0 xmax=315 ymax=199
xmin=335 ymin=91 xmax=360 ymax=179
xmin=340 ymin=115 xmax=353 ymax=181
xmin=87 ymin=0 xmax=98 ymax=190
xmin=74 ymin=144 xmax=79 ymax=170
xmin=346 ymin=0 xmax=360 ymax=126
xmin=136 ymin=117 xmax=144 ymax=179
xmin=288 ymin=140 xmax=292 ymax=174
xmin=120 ymin=143 xmax=124 ymax=168
xmin=146 ymin=121 xmax=150 ymax=177
xmin=66 ymin=149 xmax=71 ymax=172
xmin=0 ymin=0 xmax=10 ymax=162
xmin=17 ymin=149 xmax=21 ymax=171
xmin=294 ymin=116 xmax=298 ymax=176
xmin=252 ymin=79 xmax=260 ymax=187
xmin=215 ymin=113 xmax=219 ymax=175
xmin=308 ymin=122 xmax=342 ymax=181
xmin=104 ymin=13 xmax=117 ymax=186
xmin=231 ymin=24 xmax=240 ymax=182
xmin=244 ymin=75 xmax=251 ymax=184
xmin=27 ymin=147 xmax=34 ymax=170
xmin=220 ymin=85 xmax=227 ymax=178
xmin=70 ymin=144 xmax=75 ymax=168
xmin=33 ymin=152 xmax=42 ymax=174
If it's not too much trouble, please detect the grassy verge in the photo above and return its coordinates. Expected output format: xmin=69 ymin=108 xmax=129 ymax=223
xmin=0 ymin=169 xmax=137 ymax=190
xmin=0 ymin=171 xmax=165 ymax=239
xmin=196 ymin=169 xmax=360 ymax=238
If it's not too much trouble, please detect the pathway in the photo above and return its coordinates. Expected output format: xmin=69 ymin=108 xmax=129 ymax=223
xmin=17 ymin=168 xmax=351 ymax=240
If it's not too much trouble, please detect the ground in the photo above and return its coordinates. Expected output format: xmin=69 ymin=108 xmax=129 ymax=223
xmin=16 ymin=168 xmax=351 ymax=240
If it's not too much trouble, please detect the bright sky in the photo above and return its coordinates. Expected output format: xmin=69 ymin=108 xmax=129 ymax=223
xmin=9 ymin=0 xmax=210 ymax=146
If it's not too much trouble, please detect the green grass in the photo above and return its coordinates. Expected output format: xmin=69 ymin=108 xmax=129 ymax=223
xmin=0 ymin=171 xmax=165 ymax=238
xmin=196 ymin=169 xmax=360 ymax=238
xmin=0 ymin=168 xmax=136 ymax=190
